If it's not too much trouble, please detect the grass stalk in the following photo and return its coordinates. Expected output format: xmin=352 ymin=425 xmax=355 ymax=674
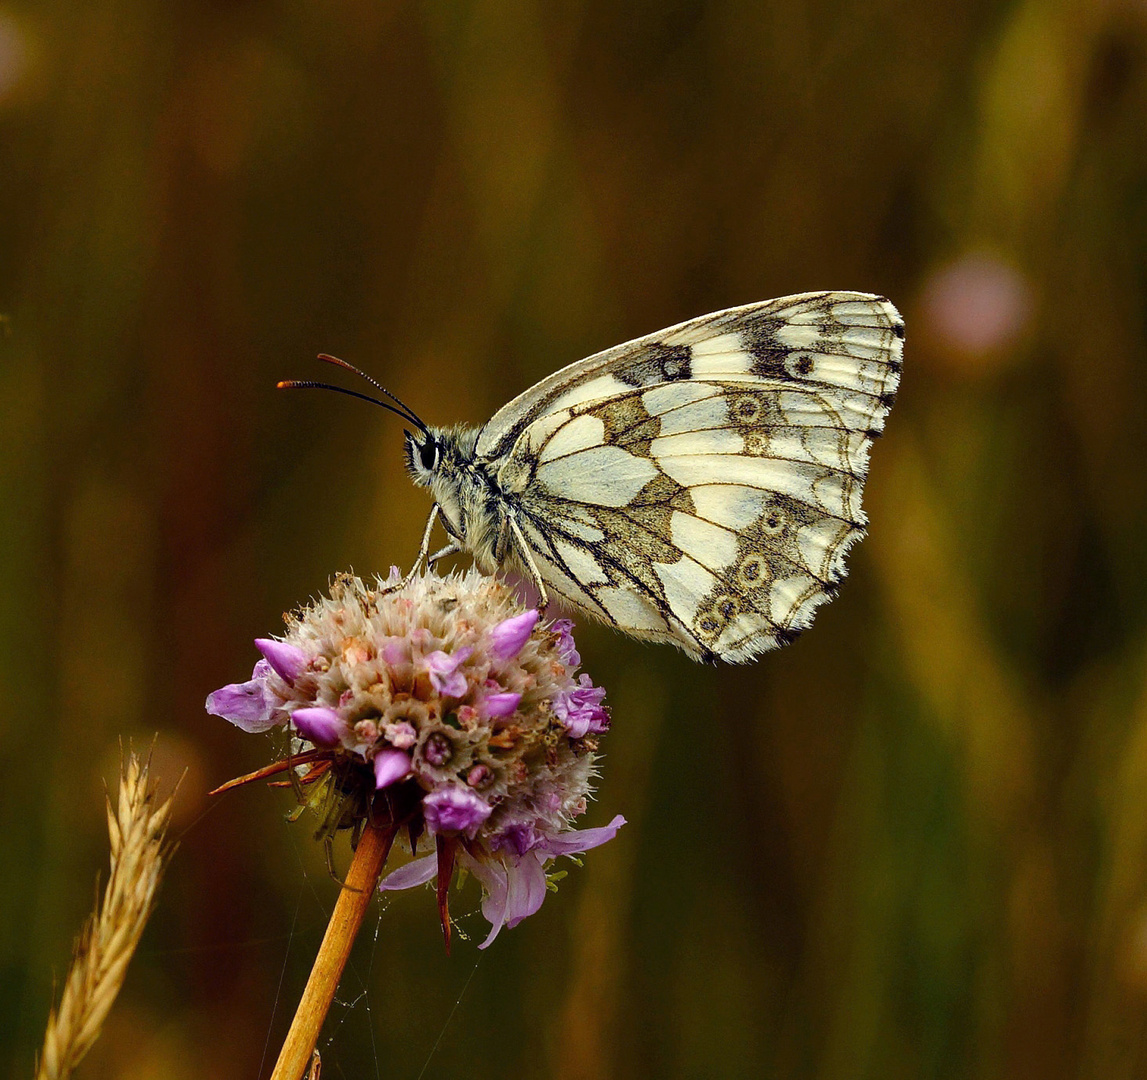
xmin=35 ymin=749 xmax=178 ymax=1080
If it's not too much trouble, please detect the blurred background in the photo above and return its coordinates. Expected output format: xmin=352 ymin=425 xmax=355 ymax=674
xmin=3 ymin=0 xmax=1147 ymax=1077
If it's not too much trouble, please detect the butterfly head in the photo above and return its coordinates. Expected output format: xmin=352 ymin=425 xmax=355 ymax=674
xmin=404 ymin=425 xmax=482 ymax=545
xmin=404 ymin=427 xmax=441 ymax=487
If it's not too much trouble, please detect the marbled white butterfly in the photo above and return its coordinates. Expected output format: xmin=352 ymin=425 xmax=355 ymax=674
xmin=284 ymin=292 xmax=903 ymax=663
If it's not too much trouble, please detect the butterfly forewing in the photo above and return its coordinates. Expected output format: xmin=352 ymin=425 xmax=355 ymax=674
xmin=480 ymin=292 xmax=902 ymax=662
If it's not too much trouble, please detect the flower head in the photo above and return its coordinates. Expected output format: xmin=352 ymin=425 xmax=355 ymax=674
xmin=206 ymin=569 xmax=621 ymax=948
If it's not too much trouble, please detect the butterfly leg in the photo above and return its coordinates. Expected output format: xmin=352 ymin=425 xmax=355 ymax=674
xmin=380 ymin=506 xmax=440 ymax=594
xmin=427 ymin=541 xmax=461 ymax=568
xmin=507 ymin=512 xmax=550 ymax=612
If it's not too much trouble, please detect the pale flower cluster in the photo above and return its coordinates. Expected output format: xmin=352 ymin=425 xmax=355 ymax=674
xmin=207 ymin=570 xmax=622 ymax=946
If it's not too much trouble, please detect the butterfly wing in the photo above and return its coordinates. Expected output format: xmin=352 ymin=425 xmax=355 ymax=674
xmin=478 ymin=292 xmax=903 ymax=662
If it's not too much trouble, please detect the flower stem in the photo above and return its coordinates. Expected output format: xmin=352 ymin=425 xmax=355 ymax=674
xmin=270 ymin=821 xmax=395 ymax=1080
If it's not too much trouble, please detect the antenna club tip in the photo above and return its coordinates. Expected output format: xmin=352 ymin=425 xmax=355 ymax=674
xmin=276 ymin=380 xmax=293 ymax=389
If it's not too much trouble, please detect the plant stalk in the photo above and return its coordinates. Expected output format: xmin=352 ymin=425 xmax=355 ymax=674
xmin=269 ymin=821 xmax=394 ymax=1080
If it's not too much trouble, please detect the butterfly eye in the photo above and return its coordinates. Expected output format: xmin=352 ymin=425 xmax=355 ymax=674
xmin=420 ymin=440 xmax=439 ymax=471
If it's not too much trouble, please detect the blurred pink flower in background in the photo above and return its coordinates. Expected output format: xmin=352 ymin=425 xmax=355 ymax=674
xmin=920 ymin=252 xmax=1035 ymax=364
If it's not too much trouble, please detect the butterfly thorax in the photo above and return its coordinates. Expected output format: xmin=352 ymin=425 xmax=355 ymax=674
xmin=406 ymin=424 xmax=508 ymax=573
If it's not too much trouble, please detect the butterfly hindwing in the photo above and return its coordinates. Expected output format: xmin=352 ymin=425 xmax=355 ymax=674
xmin=483 ymin=292 xmax=902 ymax=662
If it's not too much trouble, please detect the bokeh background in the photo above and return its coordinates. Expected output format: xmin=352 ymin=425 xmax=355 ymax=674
xmin=3 ymin=1 xmax=1147 ymax=1077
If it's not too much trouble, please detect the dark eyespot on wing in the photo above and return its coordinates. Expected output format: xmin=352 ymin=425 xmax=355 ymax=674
xmin=616 ymin=343 xmax=692 ymax=388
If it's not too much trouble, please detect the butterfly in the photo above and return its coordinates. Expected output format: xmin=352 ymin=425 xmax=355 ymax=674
xmin=283 ymin=292 xmax=903 ymax=663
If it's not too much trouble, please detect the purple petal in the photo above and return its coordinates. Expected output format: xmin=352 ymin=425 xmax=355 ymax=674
xmin=291 ymin=706 xmax=343 ymax=746
xmin=489 ymin=610 xmax=539 ymax=661
xmin=424 ymin=647 xmax=473 ymax=675
xmin=484 ymin=691 xmax=521 ymax=717
xmin=441 ymin=671 xmax=469 ymax=698
xmin=255 ymin=638 xmax=308 ymax=683
xmin=381 ymin=637 xmax=409 ymax=665
xmin=457 ymin=849 xmax=554 ymax=948
xmin=378 ymin=853 xmax=437 ymax=892
xmin=466 ymin=764 xmax=492 ymax=788
xmin=458 ymin=851 xmax=511 ymax=948
xmin=495 ymin=821 xmax=541 ymax=856
xmin=424 ymin=647 xmax=474 ymax=698
xmin=422 ymin=786 xmax=492 ymax=838
xmin=205 ymin=679 xmax=279 ymax=733
xmin=373 ymin=748 xmax=412 ymax=789
xmin=468 ymin=820 xmax=626 ymax=946
xmin=551 ymin=619 xmax=581 ymax=667
xmin=503 ymin=851 xmax=549 ymax=929
xmin=536 ymin=815 xmax=626 ymax=857
xmin=552 ymin=674 xmax=609 ymax=738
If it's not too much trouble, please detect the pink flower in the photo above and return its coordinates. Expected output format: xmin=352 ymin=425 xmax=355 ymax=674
xmin=379 ymin=814 xmax=625 ymax=948
xmin=552 ymin=619 xmax=580 ymax=667
xmin=255 ymin=638 xmax=309 ymax=683
xmin=552 ymin=675 xmax=609 ymax=738
xmin=205 ymin=660 xmax=280 ymax=733
xmin=489 ymin=609 xmax=539 ymax=661
xmin=381 ymin=637 xmax=409 ymax=665
xmin=422 ymin=786 xmax=492 ymax=838
xmin=291 ymin=706 xmax=343 ymax=746
xmin=484 ymin=691 xmax=521 ymax=717
xmin=921 ymin=252 xmax=1033 ymax=358
xmin=423 ymin=647 xmax=473 ymax=698
xmin=207 ymin=571 xmax=618 ymax=950
xmin=373 ymin=748 xmax=412 ymax=789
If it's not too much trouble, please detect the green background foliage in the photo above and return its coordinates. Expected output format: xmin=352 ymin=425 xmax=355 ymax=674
xmin=3 ymin=1 xmax=1147 ymax=1076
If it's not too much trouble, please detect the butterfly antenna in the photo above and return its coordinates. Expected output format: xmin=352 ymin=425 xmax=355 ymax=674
xmin=276 ymin=379 xmax=428 ymax=431
xmin=316 ymin=354 xmax=429 ymax=433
